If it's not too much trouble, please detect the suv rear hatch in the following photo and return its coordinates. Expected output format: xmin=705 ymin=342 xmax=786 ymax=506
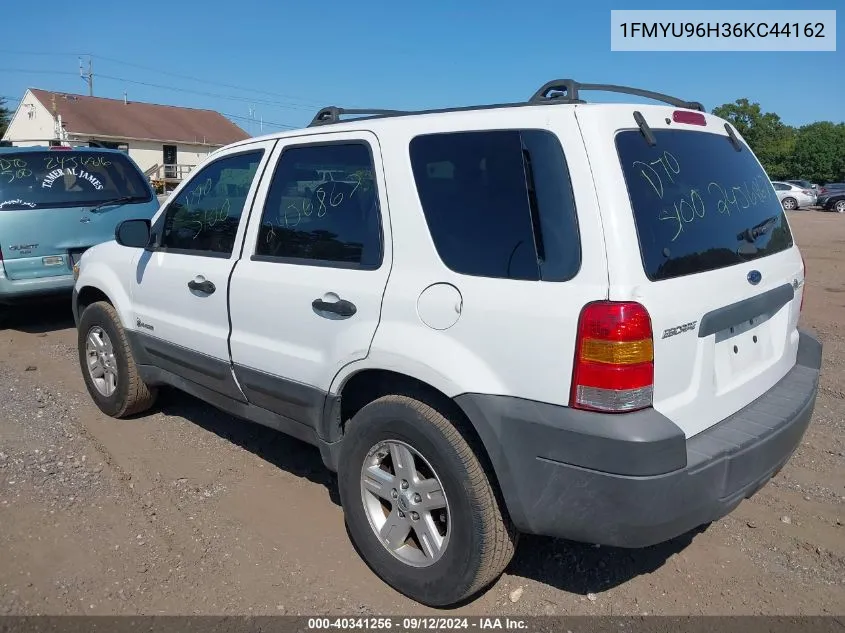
xmin=576 ymin=105 xmax=804 ymax=438
xmin=0 ymin=150 xmax=157 ymax=280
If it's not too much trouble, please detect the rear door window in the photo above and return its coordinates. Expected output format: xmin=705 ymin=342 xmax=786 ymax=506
xmin=254 ymin=142 xmax=383 ymax=268
xmin=0 ymin=151 xmax=151 ymax=211
xmin=615 ymin=129 xmax=793 ymax=282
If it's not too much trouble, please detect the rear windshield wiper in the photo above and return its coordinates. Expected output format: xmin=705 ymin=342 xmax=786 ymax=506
xmin=737 ymin=214 xmax=779 ymax=244
xmin=89 ymin=195 xmax=144 ymax=214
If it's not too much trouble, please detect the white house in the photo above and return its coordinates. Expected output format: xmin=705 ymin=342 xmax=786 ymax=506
xmin=2 ymin=89 xmax=250 ymax=190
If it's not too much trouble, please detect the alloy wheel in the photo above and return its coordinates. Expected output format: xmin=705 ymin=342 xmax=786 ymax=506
xmin=85 ymin=326 xmax=118 ymax=397
xmin=360 ymin=439 xmax=450 ymax=567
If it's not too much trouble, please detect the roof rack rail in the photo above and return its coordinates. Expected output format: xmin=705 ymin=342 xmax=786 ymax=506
xmin=528 ymin=79 xmax=705 ymax=112
xmin=309 ymin=106 xmax=411 ymax=127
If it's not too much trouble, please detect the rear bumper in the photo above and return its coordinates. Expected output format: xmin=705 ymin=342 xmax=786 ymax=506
xmin=456 ymin=329 xmax=823 ymax=548
xmin=0 ymin=267 xmax=75 ymax=304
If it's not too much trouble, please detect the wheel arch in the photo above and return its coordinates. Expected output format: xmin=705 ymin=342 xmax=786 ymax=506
xmin=73 ymin=264 xmax=134 ymax=330
xmin=75 ymin=285 xmax=113 ymax=320
xmin=318 ymin=368 xmax=509 ymax=520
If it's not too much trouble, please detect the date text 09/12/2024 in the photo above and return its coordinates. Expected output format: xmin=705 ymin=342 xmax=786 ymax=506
xmin=306 ymin=617 xmax=529 ymax=631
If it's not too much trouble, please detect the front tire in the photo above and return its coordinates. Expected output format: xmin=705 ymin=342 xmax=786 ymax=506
xmin=835 ymin=200 xmax=845 ymax=213
xmin=77 ymin=301 xmax=157 ymax=418
xmin=337 ymin=395 xmax=517 ymax=607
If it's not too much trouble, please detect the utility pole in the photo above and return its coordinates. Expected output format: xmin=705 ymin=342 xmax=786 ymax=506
xmin=79 ymin=56 xmax=93 ymax=96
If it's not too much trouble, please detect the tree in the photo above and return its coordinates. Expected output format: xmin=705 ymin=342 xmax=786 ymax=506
xmin=712 ymin=98 xmax=795 ymax=180
xmin=790 ymin=122 xmax=845 ymax=184
xmin=0 ymin=97 xmax=11 ymax=139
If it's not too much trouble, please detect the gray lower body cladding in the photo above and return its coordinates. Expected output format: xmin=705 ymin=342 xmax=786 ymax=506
xmin=455 ymin=329 xmax=822 ymax=548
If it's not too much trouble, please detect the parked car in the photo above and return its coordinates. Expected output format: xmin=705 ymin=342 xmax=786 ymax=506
xmin=785 ymin=179 xmax=817 ymax=192
xmin=817 ymin=182 xmax=845 ymax=206
xmin=771 ymin=181 xmax=815 ymax=209
xmin=0 ymin=146 xmax=158 ymax=311
xmin=71 ymin=79 xmax=821 ymax=607
xmin=821 ymin=191 xmax=845 ymax=213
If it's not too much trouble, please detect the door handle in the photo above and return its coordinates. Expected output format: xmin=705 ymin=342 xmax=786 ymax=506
xmin=312 ymin=296 xmax=357 ymax=318
xmin=188 ymin=277 xmax=216 ymax=294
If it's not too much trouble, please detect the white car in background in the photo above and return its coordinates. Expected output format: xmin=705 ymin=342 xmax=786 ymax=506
xmin=772 ymin=181 xmax=816 ymax=210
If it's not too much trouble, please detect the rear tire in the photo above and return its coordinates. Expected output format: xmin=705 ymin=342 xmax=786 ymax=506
xmin=781 ymin=197 xmax=797 ymax=211
xmin=835 ymin=200 xmax=845 ymax=214
xmin=77 ymin=300 xmax=157 ymax=418
xmin=337 ymin=395 xmax=517 ymax=607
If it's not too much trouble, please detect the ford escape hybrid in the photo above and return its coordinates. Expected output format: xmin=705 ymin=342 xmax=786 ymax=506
xmin=71 ymin=79 xmax=822 ymax=607
xmin=0 ymin=146 xmax=157 ymax=312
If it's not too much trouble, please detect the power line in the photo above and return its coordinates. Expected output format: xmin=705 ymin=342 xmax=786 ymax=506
xmin=222 ymin=111 xmax=298 ymax=131
xmin=0 ymin=68 xmax=78 ymax=76
xmin=91 ymin=54 xmax=330 ymax=109
xmin=96 ymin=73 xmax=319 ymax=112
xmin=0 ymin=49 xmax=89 ymax=56
xmin=0 ymin=49 xmax=340 ymax=110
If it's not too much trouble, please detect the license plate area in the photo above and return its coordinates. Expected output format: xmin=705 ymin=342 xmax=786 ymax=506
xmin=713 ymin=313 xmax=775 ymax=393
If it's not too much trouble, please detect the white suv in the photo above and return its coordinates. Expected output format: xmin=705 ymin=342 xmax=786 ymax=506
xmin=72 ymin=80 xmax=823 ymax=607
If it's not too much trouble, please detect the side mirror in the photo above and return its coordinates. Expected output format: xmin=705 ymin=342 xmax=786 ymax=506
xmin=115 ymin=219 xmax=152 ymax=248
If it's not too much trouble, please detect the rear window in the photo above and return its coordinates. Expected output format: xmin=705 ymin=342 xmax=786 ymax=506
xmin=0 ymin=151 xmax=151 ymax=211
xmin=616 ymin=129 xmax=794 ymax=282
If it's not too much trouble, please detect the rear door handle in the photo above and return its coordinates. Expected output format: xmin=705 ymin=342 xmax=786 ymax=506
xmin=188 ymin=277 xmax=216 ymax=294
xmin=312 ymin=295 xmax=357 ymax=318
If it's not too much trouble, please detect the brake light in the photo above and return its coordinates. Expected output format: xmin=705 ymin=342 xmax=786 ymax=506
xmin=672 ymin=110 xmax=707 ymax=126
xmin=570 ymin=301 xmax=654 ymax=413
xmin=49 ymin=145 xmax=71 ymax=150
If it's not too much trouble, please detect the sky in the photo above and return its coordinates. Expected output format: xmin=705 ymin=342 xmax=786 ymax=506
xmin=1 ymin=0 xmax=842 ymax=137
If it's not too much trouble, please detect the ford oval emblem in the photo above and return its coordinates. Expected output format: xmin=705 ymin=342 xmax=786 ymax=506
xmin=747 ymin=270 xmax=762 ymax=285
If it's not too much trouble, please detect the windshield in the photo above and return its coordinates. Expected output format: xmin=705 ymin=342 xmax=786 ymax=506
xmin=615 ymin=129 xmax=793 ymax=282
xmin=0 ymin=151 xmax=151 ymax=211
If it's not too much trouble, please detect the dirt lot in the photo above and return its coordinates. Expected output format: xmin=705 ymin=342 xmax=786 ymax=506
xmin=0 ymin=211 xmax=842 ymax=616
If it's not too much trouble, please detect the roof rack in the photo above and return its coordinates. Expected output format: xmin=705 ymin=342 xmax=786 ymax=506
xmin=528 ymin=79 xmax=705 ymax=112
xmin=309 ymin=106 xmax=411 ymax=127
xmin=306 ymin=78 xmax=705 ymax=128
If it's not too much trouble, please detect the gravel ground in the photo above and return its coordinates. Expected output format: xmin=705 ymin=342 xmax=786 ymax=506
xmin=0 ymin=210 xmax=842 ymax=616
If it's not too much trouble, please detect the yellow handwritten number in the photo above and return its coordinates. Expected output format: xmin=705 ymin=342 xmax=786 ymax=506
xmin=315 ymin=188 xmax=328 ymax=217
xmin=659 ymin=207 xmax=683 ymax=242
xmin=285 ymin=204 xmax=302 ymax=228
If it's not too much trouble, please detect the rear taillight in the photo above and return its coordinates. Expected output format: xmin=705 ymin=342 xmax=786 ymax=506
xmin=570 ymin=301 xmax=654 ymax=413
xmin=803 ymin=189 xmax=813 ymax=196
